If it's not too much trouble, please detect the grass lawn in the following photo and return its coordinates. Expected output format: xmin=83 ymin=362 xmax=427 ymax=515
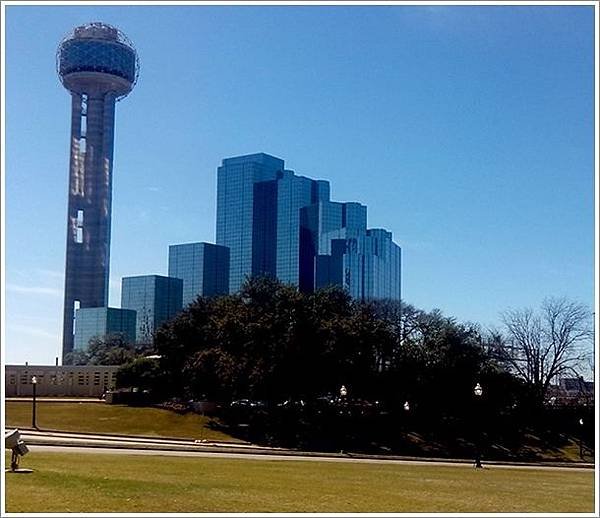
xmin=5 ymin=401 xmax=240 ymax=442
xmin=4 ymin=450 xmax=594 ymax=513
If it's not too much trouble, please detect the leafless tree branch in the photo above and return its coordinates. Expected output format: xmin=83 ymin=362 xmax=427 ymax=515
xmin=499 ymin=297 xmax=593 ymax=403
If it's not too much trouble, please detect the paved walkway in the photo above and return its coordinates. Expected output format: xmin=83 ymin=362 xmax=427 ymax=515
xmin=15 ymin=429 xmax=265 ymax=450
xmin=8 ymin=428 xmax=594 ymax=471
xmin=27 ymin=444 xmax=594 ymax=472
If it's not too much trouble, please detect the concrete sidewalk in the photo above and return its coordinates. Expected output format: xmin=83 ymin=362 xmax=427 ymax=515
xmin=9 ymin=428 xmax=595 ymax=470
xmin=9 ymin=425 xmax=252 ymax=445
xmin=27 ymin=444 xmax=595 ymax=472
xmin=15 ymin=428 xmax=263 ymax=450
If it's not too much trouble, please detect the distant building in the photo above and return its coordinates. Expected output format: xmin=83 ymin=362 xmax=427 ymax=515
xmin=121 ymin=275 xmax=183 ymax=343
xmin=548 ymin=377 xmax=595 ymax=406
xmin=5 ymin=364 xmax=118 ymax=397
xmin=73 ymin=307 xmax=136 ymax=350
xmin=168 ymin=242 xmax=229 ymax=306
xmin=215 ymin=153 xmax=402 ymax=300
xmin=314 ymin=228 xmax=402 ymax=301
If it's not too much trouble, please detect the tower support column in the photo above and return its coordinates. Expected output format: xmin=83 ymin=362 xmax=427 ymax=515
xmin=57 ymin=22 xmax=138 ymax=363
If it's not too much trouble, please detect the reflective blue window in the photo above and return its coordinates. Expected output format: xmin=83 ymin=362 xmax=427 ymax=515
xmin=74 ymin=307 xmax=136 ymax=350
xmin=169 ymin=242 xmax=229 ymax=306
xmin=121 ymin=275 xmax=183 ymax=343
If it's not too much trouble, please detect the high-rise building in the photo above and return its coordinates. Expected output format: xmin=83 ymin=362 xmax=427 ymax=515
xmin=216 ymin=153 xmax=402 ymax=301
xmin=57 ymin=22 xmax=139 ymax=363
xmin=121 ymin=275 xmax=183 ymax=343
xmin=275 ymin=171 xmax=330 ymax=289
xmin=216 ymin=153 xmax=283 ymax=293
xmin=73 ymin=307 xmax=137 ymax=351
xmin=168 ymin=242 xmax=230 ymax=306
xmin=216 ymin=153 xmax=330 ymax=293
xmin=316 ymin=229 xmax=401 ymax=301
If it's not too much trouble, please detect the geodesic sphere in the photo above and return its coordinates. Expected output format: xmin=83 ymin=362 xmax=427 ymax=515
xmin=57 ymin=22 xmax=139 ymax=100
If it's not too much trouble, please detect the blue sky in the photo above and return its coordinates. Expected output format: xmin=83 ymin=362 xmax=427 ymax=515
xmin=3 ymin=4 xmax=596 ymax=365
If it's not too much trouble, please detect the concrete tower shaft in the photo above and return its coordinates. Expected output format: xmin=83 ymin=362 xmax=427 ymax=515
xmin=57 ymin=23 xmax=138 ymax=362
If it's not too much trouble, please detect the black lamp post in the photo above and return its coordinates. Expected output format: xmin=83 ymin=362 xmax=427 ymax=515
xmin=473 ymin=382 xmax=483 ymax=468
xmin=339 ymin=385 xmax=348 ymax=454
xmin=31 ymin=375 xmax=38 ymax=429
xmin=402 ymin=400 xmax=411 ymax=449
xmin=579 ymin=418 xmax=584 ymax=460
xmin=340 ymin=385 xmax=348 ymax=400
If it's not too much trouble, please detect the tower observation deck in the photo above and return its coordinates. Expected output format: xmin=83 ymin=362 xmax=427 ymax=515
xmin=57 ymin=22 xmax=139 ymax=363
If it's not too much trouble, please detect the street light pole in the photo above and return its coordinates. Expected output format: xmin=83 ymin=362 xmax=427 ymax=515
xmin=473 ymin=382 xmax=483 ymax=468
xmin=339 ymin=385 xmax=348 ymax=454
xmin=31 ymin=375 xmax=38 ymax=429
xmin=340 ymin=385 xmax=348 ymax=399
xmin=402 ymin=400 xmax=411 ymax=449
xmin=579 ymin=418 xmax=584 ymax=460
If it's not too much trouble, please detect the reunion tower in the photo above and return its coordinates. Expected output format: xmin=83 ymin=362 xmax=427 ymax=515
xmin=57 ymin=22 xmax=139 ymax=363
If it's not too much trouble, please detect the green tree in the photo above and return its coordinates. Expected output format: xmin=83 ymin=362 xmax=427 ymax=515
xmin=64 ymin=334 xmax=139 ymax=366
xmin=116 ymin=356 xmax=164 ymax=393
xmin=155 ymin=277 xmax=397 ymax=402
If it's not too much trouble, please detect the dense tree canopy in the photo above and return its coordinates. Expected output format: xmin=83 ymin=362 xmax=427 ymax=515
xmin=154 ymin=277 xmax=392 ymax=401
xmin=152 ymin=277 xmax=508 ymax=413
xmin=76 ymin=279 xmax=591 ymax=423
xmin=65 ymin=334 xmax=140 ymax=366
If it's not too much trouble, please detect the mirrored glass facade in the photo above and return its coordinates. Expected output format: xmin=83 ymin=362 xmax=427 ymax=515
xmin=121 ymin=275 xmax=183 ymax=343
xmin=215 ymin=153 xmax=402 ymax=301
xmin=216 ymin=153 xmax=333 ymax=293
xmin=336 ymin=229 xmax=402 ymax=301
xmin=276 ymin=172 xmax=329 ymax=287
xmin=73 ymin=307 xmax=136 ymax=351
xmin=216 ymin=154 xmax=283 ymax=293
xmin=168 ymin=242 xmax=230 ymax=306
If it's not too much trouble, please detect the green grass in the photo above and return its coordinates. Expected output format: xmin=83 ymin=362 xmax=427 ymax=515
xmin=4 ymin=450 xmax=594 ymax=513
xmin=5 ymin=401 xmax=240 ymax=442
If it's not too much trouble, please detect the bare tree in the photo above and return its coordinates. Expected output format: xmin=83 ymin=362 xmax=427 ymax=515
xmin=499 ymin=297 xmax=593 ymax=404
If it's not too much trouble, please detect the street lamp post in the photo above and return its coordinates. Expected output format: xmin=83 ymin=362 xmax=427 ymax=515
xmin=473 ymin=382 xmax=483 ymax=468
xmin=339 ymin=385 xmax=348 ymax=454
xmin=340 ymin=385 xmax=348 ymax=399
xmin=579 ymin=418 xmax=584 ymax=460
xmin=31 ymin=376 xmax=38 ymax=429
xmin=401 ymin=400 xmax=411 ymax=450
xmin=403 ymin=400 xmax=410 ymax=432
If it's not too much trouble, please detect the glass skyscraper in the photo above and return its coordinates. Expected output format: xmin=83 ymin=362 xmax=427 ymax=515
xmin=275 ymin=172 xmax=330 ymax=288
xmin=168 ymin=242 xmax=230 ymax=306
xmin=215 ymin=153 xmax=402 ymax=301
xmin=73 ymin=307 xmax=136 ymax=351
xmin=216 ymin=153 xmax=331 ymax=293
xmin=216 ymin=153 xmax=283 ymax=293
xmin=319 ymin=229 xmax=402 ymax=301
xmin=120 ymin=275 xmax=183 ymax=343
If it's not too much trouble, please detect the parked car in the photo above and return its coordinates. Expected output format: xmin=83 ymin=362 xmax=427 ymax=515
xmin=230 ymin=399 xmax=266 ymax=408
